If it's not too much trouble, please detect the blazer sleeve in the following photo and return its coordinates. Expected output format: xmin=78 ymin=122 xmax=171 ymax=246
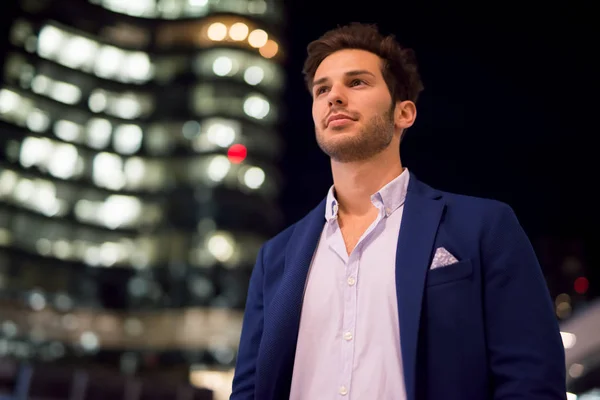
xmin=482 ymin=204 xmax=566 ymax=399
xmin=230 ymin=245 xmax=266 ymax=400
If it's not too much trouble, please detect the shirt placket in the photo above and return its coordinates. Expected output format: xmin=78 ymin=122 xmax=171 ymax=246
xmin=339 ymin=252 xmax=359 ymax=399
xmin=336 ymin=206 xmax=384 ymax=399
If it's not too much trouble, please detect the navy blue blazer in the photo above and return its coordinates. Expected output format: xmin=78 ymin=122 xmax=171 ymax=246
xmin=231 ymin=174 xmax=566 ymax=400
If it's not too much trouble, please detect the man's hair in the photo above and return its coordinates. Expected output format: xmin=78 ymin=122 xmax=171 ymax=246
xmin=302 ymin=23 xmax=424 ymax=104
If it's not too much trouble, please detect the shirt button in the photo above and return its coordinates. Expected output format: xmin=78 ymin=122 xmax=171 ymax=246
xmin=339 ymin=386 xmax=348 ymax=395
xmin=343 ymin=331 xmax=353 ymax=341
xmin=385 ymin=207 xmax=392 ymax=214
xmin=347 ymin=277 xmax=356 ymax=286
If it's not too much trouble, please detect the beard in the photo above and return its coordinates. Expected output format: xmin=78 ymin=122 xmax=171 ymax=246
xmin=315 ymin=106 xmax=395 ymax=163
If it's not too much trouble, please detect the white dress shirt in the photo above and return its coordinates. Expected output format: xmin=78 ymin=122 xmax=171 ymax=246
xmin=290 ymin=169 xmax=410 ymax=400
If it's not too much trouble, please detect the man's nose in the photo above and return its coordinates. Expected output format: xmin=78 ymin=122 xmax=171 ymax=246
xmin=327 ymin=85 xmax=347 ymax=107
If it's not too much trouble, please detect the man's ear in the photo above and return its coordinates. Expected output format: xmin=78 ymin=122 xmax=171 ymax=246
xmin=394 ymin=100 xmax=417 ymax=130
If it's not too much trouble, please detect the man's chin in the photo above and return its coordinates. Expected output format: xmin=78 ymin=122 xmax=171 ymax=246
xmin=327 ymin=124 xmax=356 ymax=133
xmin=318 ymin=142 xmax=371 ymax=162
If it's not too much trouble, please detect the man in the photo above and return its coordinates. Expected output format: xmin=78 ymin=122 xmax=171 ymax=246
xmin=230 ymin=23 xmax=566 ymax=400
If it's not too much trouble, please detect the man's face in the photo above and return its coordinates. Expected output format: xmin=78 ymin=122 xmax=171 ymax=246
xmin=311 ymin=49 xmax=396 ymax=163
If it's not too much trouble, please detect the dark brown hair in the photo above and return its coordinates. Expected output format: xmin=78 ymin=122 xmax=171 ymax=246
xmin=302 ymin=23 xmax=424 ymax=104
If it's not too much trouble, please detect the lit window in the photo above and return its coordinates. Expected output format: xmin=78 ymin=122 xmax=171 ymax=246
xmin=99 ymin=195 xmax=143 ymax=229
xmin=15 ymin=178 xmax=34 ymax=202
xmin=53 ymin=241 xmax=72 ymax=259
xmin=95 ymin=45 xmax=125 ymax=79
xmin=247 ymin=0 xmax=267 ymax=14
xmin=206 ymin=122 xmax=236 ymax=148
xmin=84 ymin=246 xmax=102 ymax=266
xmin=0 ymin=170 xmax=19 ymax=197
xmin=123 ymin=52 xmax=153 ymax=82
xmin=20 ymin=137 xmax=52 ymax=168
xmin=49 ymin=81 xmax=82 ymax=105
xmin=31 ymin=180 xmax=62 ymax=217
xmin=35 ymin=25 xmax=155 ymax=84
xmin=229 ymin=23 xmax=249 ymax=41
xmin=58 ymin=36 xmax=98 ymax=70
xmin=111 ymin=95 xmax=142 ymax=119
xmin=243 ymin=95 xmax=270 ymax=120
xmin=93 ymin=0 xmax=273 ymax=19
xmin=80 ymin=331 xmax=99 ymax=352
xmin=86 ymin=118 xmax=112 ymax=149
xmin=74 ymin=199 xmax=95 ymax=221
xmin=212 ymin=56 xmax=233 ymax=77
xmin=207 ymin=231 xmax=235 ymax=262
xmin=0 ymin=89 xmax=21 ymax=114
xmin=259 ymin=39 xmax=279 ymax=59
xmin=54 ymin=120 xmax=83 ymax=143
xmin=124 ymin=157 xmax=146 ymax=187
xmin=207 ymin=155 xmax=230 ymax=182
xmin=101 ymin=0 xmax=156 ymax=17
xmin=187 ymin=0 xmax=208 ymax=12
xmin=47 ymin=143 xmax=79 ymax=179
xmin=207 ymin=23 xmax=227 ymax=41
xmin=88 ymin=89 xmax=108 ymax=113
xmin=26 ymin=109 xmax=50 ymax=132
xmin=243 ymin=66 xmax=264 ymax=86
xmin=243 ymin=166 xmax=265 ymax=189
xmin=93 ymin=152 xmax=125 ymax=190
xmin=248 ymin=29 xmax=268 ymax=48
xmin=31 ymin=75 xmax=51 ymax=94
xmin=30 ymin=75 xmax=82 ymax=105
xmin=37 ymin=25 xmax=64 ymax=58
xmin=160 ymin=0 xmax=184 ymax=19
xmin=113 ymin=124 xmax=143 ymax=154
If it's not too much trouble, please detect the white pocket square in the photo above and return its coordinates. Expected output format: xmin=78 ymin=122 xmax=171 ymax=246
xmin=430 ymin=247 xmax=459 ymax=269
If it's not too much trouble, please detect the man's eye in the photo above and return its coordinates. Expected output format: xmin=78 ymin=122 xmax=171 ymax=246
xmin=350 ymin=79 xmax=364 ymax=87
xmin=316 ymin=87 xmax=328 ymax=95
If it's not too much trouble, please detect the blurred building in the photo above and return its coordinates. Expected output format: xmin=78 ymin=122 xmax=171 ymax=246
xmin=0 ymin=0 xmax=285 ymax=397
xmin=562 ymin=300 xmax=600 ymax=399
xmin=535 ymin=236 xmax=595 ymax=321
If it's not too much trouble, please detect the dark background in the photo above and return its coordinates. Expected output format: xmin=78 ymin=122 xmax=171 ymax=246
xmin=280 ymin=2 xmax=597 ymax=241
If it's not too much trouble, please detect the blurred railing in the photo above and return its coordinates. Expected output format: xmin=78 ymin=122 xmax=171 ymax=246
xmin=0 ymin=358 xmax=213 ymax=400
xmin=0 ymin=299 xmax=243 ymax=350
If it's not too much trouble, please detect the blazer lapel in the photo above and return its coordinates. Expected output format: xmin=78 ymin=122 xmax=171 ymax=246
xmin=259 ymin=199 xmax=326 ymax=399
xmin=396 ymin=176 xmax=445 ymax=400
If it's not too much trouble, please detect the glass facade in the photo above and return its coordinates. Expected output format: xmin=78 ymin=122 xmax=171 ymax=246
xmin=0 ymin=0 xmax=285 ymax=397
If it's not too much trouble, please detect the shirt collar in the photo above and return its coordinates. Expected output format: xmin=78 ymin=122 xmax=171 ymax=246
xmin=325 ymin=168 xmax=411 ymax=222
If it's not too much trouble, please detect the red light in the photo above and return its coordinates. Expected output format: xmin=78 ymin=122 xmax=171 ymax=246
xmin=574 ymin=277 xmax=589 ymax=294
xmin=227 ymin=144 xmax=247 ymax=164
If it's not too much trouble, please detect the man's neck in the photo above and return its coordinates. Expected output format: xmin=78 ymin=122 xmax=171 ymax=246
xmin=331 ymin=149 xmax=403 ymax=218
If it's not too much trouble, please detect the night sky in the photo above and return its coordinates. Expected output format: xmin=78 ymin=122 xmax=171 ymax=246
xmin=279 ymin=2 xmax=597 ymax=244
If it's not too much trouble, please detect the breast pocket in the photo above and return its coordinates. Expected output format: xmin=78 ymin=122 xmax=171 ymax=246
xmin=426 ymin=259 xmax=473 ymax=287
